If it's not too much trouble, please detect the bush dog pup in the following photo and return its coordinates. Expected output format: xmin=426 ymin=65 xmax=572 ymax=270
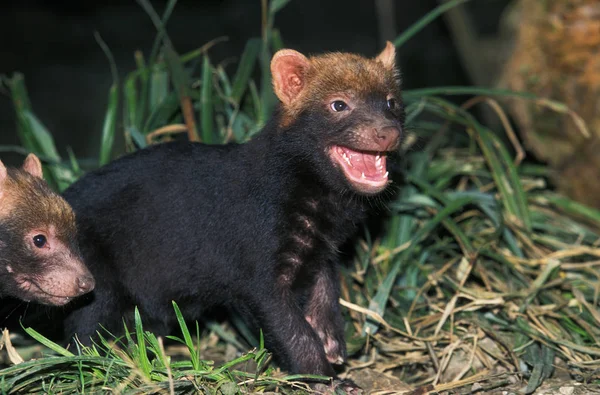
xmin=0 ymin=154 xmax=94 ymax=305
xmin=62 ymin=42 xmax=403 ymax=390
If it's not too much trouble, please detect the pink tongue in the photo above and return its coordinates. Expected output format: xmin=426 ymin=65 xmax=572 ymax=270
xmin=343 ymin=148 xmax=379 ymax=176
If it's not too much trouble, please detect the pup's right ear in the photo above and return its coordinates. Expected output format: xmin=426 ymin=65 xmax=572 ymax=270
xmin=22 ymin=154 xmax=43 ymax=179
xmin=271 ymin=49 xmax=311 ymax=106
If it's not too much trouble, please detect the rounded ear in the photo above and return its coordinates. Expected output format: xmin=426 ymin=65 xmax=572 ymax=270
xmin=0 ymin=160 xmax=6 ymax=198
xmin=22 ymin=153 xmax=44 ymax=179
xmin=271 ymin=49 xmax=311 ymax=106
xmin=375 ymin=41 xmax=396 ymax=69
xmin=0 ymin=160 xmax=6 ymax=182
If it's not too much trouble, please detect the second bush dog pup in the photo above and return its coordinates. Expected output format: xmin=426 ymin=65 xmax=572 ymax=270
xmin=62 ymin=42 xmax=404 ymax=390
xmin=0 ymin=154 xmax=95 ymax=305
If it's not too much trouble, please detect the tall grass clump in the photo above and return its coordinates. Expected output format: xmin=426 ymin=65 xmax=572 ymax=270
xmin=1 ymin=0 xmax=599 ymax=393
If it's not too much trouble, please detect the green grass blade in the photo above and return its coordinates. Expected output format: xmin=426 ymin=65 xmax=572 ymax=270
xmin=258 ymin=47 xmax=276 ymax=125
xmin=393 ymin=0 xmax=472 ymax=48
xmin=6 ymin=74 xmax=36 ymax=150
xmin=269 ymin=0 xmax=291 ymax=14
xmin=99 ymin=84 xmax=119 ymax=166
xmin=382 ymin=152 xmax=428 ymax=252
xmin=171 ymin=301 xmax=200 ymax=370
xmin=66 ymin=146 xmax=82 ymax=178
xmin=544 ymin=194 xmax=600 ymax=225
xmin=482 ymin=127 xmax=532 ymax=231
xmin=4 ymin=74 xmax=71 ymax=190
xmin=124 ymin=75 xmax=138 ymax=131
xmin=20 ymin=112 xmax=61 ymax=162
xmin=403 ymin=86 xmax=538 ymax=100
xmin=94 ymin=32 xmax=119 ymax=166
xmin=230 ymin=38 xmax=261 ymax=105
xmin=270 ymin=28 xmax=284 ymax=51
xmin=148 ymin=67 xmax=169 ymax=118
xmin=134 ymin=51 xmax=148 ymax=131
xmin=407 ymin=176 xmax=474 ymax=255
xmin=20 ymin=112 xmax=74 ymax=191
xmin=128 ymin=126 xmax=148 ymax=149
xmin=144 ymin=92 xmax=180 ymax=133
xmin=133 ymin=308 xmax=152 ymax=378
xmin=165 ymin=44 xmax=199 ymax=141
xmin=144 ymin=0 xmax=178 ymax=73
xmin=138 ymin=0 xmax=199 ymax=142
xmin=200 ymin=56 xmax=215 ymax=144
xmin=419 ymin=96 xmax=531 ymax=231
xmin=0 ymin=146 xmax=56 ymax=164
xmin=23 ymin=327 xmax=74 ymax=357
xmin=474 ymin=125 xmax=529 ymax=230
xmin=364 ymin=196 xmax=476 ymax=335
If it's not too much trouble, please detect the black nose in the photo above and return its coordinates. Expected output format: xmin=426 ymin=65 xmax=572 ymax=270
xmin=77 ymin=275 xmax=95 ymax=294
xmin=373 ymin=126 xmax=401 ymax=150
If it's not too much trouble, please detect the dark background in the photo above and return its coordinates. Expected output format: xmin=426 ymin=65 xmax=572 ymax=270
xmin=0 ymin=0 xmax=510 ymax=166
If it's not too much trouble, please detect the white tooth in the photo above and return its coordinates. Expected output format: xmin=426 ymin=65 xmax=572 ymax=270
xmin=341 ymin=152 xmax=352 ymax=166
xmin=384 ymin=171 xmax=389 ymax=178
xmin=361 ymin=172 xmax=366 ymax=179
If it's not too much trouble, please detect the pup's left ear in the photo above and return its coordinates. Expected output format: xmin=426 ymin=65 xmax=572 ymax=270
xmin=271 ymin=49 xmax=312 ymax=106
xmin=22 ymin=154 xmax=44 ymax=179
xmin=375 ymin=41 xmax=396 ymax=69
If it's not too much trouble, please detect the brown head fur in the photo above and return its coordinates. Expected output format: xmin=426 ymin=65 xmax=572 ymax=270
xmin=271 ymin=41 xmax=400 ymax=126
xmin=0 ymin=154 xmax=94 ymax=305
xmin=0 ymin=161 xmax=77 ymax=240
xmin=270 ymin=42 xmax=403 ymax=195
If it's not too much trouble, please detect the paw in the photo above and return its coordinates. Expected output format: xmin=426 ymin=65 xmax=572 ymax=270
xmin=334 ymin=379 xmax=363 ymax=395
xmin=305 ymin=315 xmax=347 ymax=365
xmin=323 ymin=333 xmax=346 ymax=365
xmin=313 ymin=379 xmax=363 ymax=395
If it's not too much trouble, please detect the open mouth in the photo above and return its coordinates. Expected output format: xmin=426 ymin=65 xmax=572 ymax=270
xmin=329 ymin=145 xmax=390 ymax=194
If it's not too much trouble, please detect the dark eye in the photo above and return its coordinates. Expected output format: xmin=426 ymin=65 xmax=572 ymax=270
xmin=33 ymin=234 xmax=47 ymax=248
xmin=387 ymin=98 xmax=397 ymax=110
xmin=330 ymin=100 xmax=348 ymax=112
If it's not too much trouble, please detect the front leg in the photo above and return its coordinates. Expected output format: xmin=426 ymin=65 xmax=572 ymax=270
xmin=249 ymin=284 xmax=337 ymax=377
xmin=303 ymin=261 xmax=347 ymax=365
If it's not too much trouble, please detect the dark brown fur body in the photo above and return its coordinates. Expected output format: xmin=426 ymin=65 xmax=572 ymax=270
xmin=0 ymin=155 xmax=94 ymax=305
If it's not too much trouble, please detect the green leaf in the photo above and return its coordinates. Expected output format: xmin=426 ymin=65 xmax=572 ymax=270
xmin=99 ymin=84 xmax=119 ymax=166
xmin=403 ymin=86 xmax=538 ymax=100
xmin=200 ymin=56 xmax=215 ymax=144
xmin=124 ymin=75 xmax=138 ymax=131
xmin=20 ymin=111 xmax=61 ymax=162
xmin=269 ymin=0 xmax=291 ymax=14
xmin=149 ymin=67 xmax=170 ymax=117
xmin=393 ymin=0 xmax=472 ymax=48
xmin=230 ymin=38 xmax=261 ymax=105
xmin=364 ymin=196 xmax=476 ymax=335
xmin=24 ymin=327 xmax=74 ymax=357
xmin=172 ymin=301 xmax=202 ymax=370
xmin=545 ymin=194 xmax=600 ymax=224
xmin=94 ymin=32 xmax=119 ymax=166
xmin=133 ymin=307 xmax=152 ymax=378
